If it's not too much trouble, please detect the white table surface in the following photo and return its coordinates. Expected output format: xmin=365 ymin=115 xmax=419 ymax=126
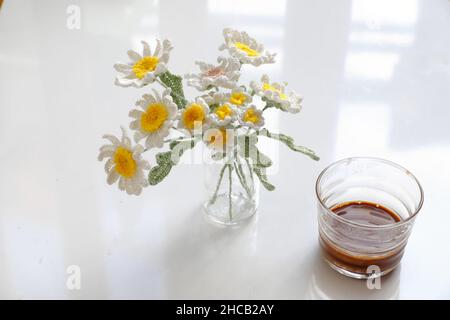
xmin=1 ymin=0 xmax=450 ymax=299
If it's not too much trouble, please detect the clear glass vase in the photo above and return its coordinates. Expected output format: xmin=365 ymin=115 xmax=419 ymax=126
xmin=203 ymin=151 xmax=259 ymax=226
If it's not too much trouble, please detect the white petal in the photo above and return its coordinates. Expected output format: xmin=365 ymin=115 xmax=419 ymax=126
xmin=104 ymin=158 xmax=114 ymax=173
xmin=129 ymin=109 xmax=142 ymax=119
xmin=120 ymin=127 xmax=131 ymax=149
xmin=115 ymin=77 xmax=143 ymax=88
xmin=130 ymin=184 xmax=142 ymax=196
xmin=154 ymin=39 xmax=162 ymax=57
xmin=162 ymin=87 xmax=172 ymax=97
xmin=130 ymin=120 xmax=140 ymax=130
xmin=107 ymin=170 xmax=119 ymax=185
xmin=118 ymin=177 xmax=127 ymax=190
xmin=127 ymin=50 xmax=142 ymax=62
xmin=114 ymin=63 xmax=132 ymax=73
xmin=145 ymin=136 xmax=156 ymax=149
xmin=167 ymin=104 xmax=178 ymax=119
xmin=151 ymin=88 xmax=162 ymax=101
xmin=143 ymin=72 xmax=156 ymax=83
xmin=125 ymin=184 xmax=134 ymax=195
xmin=141 ymin=41 xmax=151 ymax=56
xmin=162 ymin=39 xmax=173 ymax=54
xmin=143 ymin=93 xmax=156 ymax=104
xmin=139 ymin=160 xmax=151 ymax=170
xmin=155 ymin=63 xmax=167 ymax=74
xmin=134 ymin=130 xmax=145 ymax=143
xmin=98 ymin=149 xmax=114 ymax=161
xmin=132 ymin=144 xmax=144 ymax=155
xmin=102 ymin=134 xmax=120 ymax=146
xmin=99 ymin=145 xmax=115 ymax=153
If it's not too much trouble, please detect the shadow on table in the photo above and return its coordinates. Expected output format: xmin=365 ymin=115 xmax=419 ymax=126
xmin=162 ymin=206 xmax=260 ymax=299
xmin=305 ymin=251 xmax=400 ymax=300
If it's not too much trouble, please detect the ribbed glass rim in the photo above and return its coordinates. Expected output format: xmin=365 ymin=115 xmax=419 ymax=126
xmin=315 ymin=157 xmax=424 ymax=229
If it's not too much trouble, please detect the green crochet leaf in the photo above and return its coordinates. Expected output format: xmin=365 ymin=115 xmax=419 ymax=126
xmin=170 ymin=139 xmax=197 ymax=164
xmin=156 ymin=151 xmax=173 ymax=165
xmin=148 ymin=151 xmax=173 ymax=185
xmin=148 ymin=139 xmax=198 ymax=186
xmin=253 ymin=167 xmax=275 ymax=191
xmin=262 ymin=97 xmax=284 ymax=111
xmin=258 ymin=128 xmax=319 ymax=161
xmin=158 ymin=71 xmax=187 ymax=109
xmin=148 ymin=163 xmax=172 ymax=185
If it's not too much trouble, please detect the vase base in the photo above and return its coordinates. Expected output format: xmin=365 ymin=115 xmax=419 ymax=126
xmin=203 ymin=193 xmax=257 ymax=226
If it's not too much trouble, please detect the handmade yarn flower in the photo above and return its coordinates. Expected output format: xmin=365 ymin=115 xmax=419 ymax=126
xmin=114 ymin=39 xmax=173 ymax=88
xmin=185 ymin=56 xmax=241 ymax=91
xmin=251 ymin=74 xmax=303 ymax=113
xmin=219 ymin=28 xmax=276 ymax=66
xmin=98 ymin=127 xmax=150 ymax=195
xmin=129 ymin=88 xmax=178 ymax=148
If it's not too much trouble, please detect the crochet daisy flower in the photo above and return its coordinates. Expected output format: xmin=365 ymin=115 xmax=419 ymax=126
xmin=98 ymin=128 xmax=150 ymax=195
xmin=238 ymin=105 xmax=265 ymax=129
xmin=185 ymin=56 xmax=240 ymax=91
xmin=251 ymin=74 xmax=303 ymax=113
xmin=129 ymin=88 xmax=178 ymax=149
xmin=219 ymin=28 xmax=276 ymax=66
xmin=226 ymin=87 xmax=252 ymax=108
xmin=177 ymin=98 xmax=210 ymax=132
xmin=204 ymin=92 xmax=238 ymax=127
xmin=114 ymin=39 xmax=173 ymax=88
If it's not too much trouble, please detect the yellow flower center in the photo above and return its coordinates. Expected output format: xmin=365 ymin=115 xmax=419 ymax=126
xmin=140 ymin=103 xmax=168 ymax=133
xmin=234 ymin=42 xmax=260 ymax=57
xmin=262 ymin=83 xmax=288 ymax=100
xmin=113 ymin=147 xmax=137 ymax=178
xmin=214 ymin=104 xmax=233 ymax=120
xmin=229 ymin=92 xmax=247 ymax=106
xmin=182 ymin=103 xmax=206 ymax=130
xmin=132 ymin=56 xmax=159 ymax=79
xmin=243 ymin=108 xmax=260 ymax=124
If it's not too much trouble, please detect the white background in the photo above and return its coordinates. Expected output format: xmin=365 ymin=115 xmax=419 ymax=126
xmin=0 ymin=0 xmax=449 ymax=299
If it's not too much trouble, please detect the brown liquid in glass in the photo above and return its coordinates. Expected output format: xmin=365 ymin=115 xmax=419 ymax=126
xmin=320 ymin=201 xmax=405 ymax=276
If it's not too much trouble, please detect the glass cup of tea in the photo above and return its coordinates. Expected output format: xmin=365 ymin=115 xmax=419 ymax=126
xmin=315 ymin=157 xmax=424 ymax=279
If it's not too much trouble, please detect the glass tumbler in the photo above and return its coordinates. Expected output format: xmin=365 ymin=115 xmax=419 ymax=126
xmin=315 ymin=157 xmax=424 ymax=279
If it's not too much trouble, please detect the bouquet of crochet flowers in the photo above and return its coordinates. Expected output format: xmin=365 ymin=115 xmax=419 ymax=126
xmin=98 ymin=28 xmax=319 ymax=224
